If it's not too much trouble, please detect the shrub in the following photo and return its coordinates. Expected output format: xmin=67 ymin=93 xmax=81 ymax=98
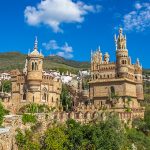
xmin=0 ymin=102 xmax=9 ymax=126
xmin=22 ymin=114 xmax=37 ymax=124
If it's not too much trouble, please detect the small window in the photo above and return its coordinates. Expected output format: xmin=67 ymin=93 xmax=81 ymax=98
xmin=23 ymin=93 xmax=26 ymax=100
xmin=43 ymin=93 xmax=47 ymax=101
xmin=110 ymin=86 xmax=115 ymax=96
xmin=33 ymin=96 xmax=34 ymax=102
xmin=95 ymin=75 xmax=98 ymax=79
xmin=35 ymin=62 xmax=38 ymax=70
xmin=32 ymin=62 xmax=34 ymax=70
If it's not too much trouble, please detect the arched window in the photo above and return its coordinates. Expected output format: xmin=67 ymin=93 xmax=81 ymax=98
xmin=35 ymin=62 xmax=38 ymax=70
xmin=32 ymin=62 xmax=34 ymax=70
xmin=42 ymin=88 xmax=48 ymax=102
xmin=33 ymin=96 xmax=34 ymax=102
xmin=43 ymin=93 xmax=47 ymax=101
xmin=52 ymin=97 xmax=54 ymax=102
xmin=110 ymin=86 xmax=115 ymax=97
xmin=23 ymin=93 xmax=26 ymax=100
xmin=95 ymin=74 xmax=98 ymax=79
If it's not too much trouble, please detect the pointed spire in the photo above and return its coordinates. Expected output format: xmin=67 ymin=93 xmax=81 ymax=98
xmin=129 ymin=56 xmax=131 ymax=64
xmin=34 ymin=36 xmax=38 ymax=50
xmin=28 ymin=49 xmax=30 ymax=55
xmin=98 ymin=46 xmax=101 ymax=52
xmin=136 ymin=58 xmax=140 ymax=66
xmin=91 ymin=49 xmax=93 ymax=55
xmin=114 ymin=34 xmax=117 ymax=50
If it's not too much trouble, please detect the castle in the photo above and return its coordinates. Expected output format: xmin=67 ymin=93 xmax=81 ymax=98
xmin=6 ymin=38 xmax=62 ymax=112
xmin=2 ymin=28 xmax=144 ymax=121
xmin=89 ymin=28 xmax=144 ymax=116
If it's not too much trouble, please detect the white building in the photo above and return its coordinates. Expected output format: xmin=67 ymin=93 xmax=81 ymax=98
xmin=61 ymin=71 xmax=77 ymax=84
xmin=0 ymin=73 xmax=11 ymax=81
xmin=79 ymin=70 xmax=90 ymax=77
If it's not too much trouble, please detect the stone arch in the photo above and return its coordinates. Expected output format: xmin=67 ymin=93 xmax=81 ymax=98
xmin=85 ymin=112 xmax=91 ymax=120
xmin=93 ymin=112 xmax=99 ymax=119
xmin=78 ymin=112 xmax=83 ymax=119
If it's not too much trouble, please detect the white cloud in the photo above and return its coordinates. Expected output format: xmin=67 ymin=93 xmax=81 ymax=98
xmin=42 ymin=40 xmax=59 ymax=50
xmin=61 ymin=42 xmax=73 ymax=53
xmin=135 ymin=3 xmax=142 ymax=10
xmin=57 ymin=51 xmax=73 ymax=59
xmin=123 ymin=2 xmax=150 ymax=31
xmin=42 ymin=40 xmax=74 ymax=58
xmin=24 ymin=0 xmax=101 ymax=32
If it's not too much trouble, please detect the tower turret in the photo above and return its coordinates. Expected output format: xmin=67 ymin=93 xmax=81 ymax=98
xmin=91 ymin=47 xmax=103 ymax=71
xmin=27 ymin=37 xmax=44 ymax=92
xmin=115 ymin=28 xmax=129 ymax=78
xmin=104 ymin=52 xmax=109 ymax=64
xmin=134 ymin=58 xmax=143 ymax=100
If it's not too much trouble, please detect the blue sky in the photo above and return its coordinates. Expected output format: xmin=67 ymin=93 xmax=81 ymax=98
xmin=0 ymin=0 xmax=150 ymax=68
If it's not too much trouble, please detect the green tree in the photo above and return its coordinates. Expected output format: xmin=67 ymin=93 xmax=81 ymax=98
xmin=60 ymin=84 xmax=72 ymax=111
xmin=42 ymin=126 xmax=68 ymax=150
xmin=97 ymin=115 xmax=128 ymax=150
xmin=0 ymin=80 xmax=11 ymax=93
xmin=144 ymin=106 xmax=150 ymax=130
xmin=0 ymin=102 xmax=9 ymax=126
xmin=127 ymin=128 xmax=150 ymax=150
xmin=65 ymin=119 xmax=84 ymax=150
xmin=16 ymin=129 xmax=41 ymax=150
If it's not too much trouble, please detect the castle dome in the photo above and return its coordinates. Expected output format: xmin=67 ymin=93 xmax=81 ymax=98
xmin=28 ymin=37 xmax=44 ymax=58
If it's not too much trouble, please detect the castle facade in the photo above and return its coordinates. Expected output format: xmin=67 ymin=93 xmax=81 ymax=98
xmin=9 ymin=38 xmax=62 ymax=112
xmin=2 ymin=29 xmax=144 ymax=121
xmin=89 ymin=28 xmax=144 ymax=113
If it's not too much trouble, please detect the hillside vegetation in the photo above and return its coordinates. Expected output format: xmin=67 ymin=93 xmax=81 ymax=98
xmin=0 ymin=52 xmax=90 ymax=73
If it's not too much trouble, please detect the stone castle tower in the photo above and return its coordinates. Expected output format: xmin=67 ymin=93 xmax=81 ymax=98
xmin=9 ymin=37 xmax=62 ymax=112
xmin=26 ymin=37 xmax=44 ymax=103
xmin=89 ymin=28 xmax=144 ymax=111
